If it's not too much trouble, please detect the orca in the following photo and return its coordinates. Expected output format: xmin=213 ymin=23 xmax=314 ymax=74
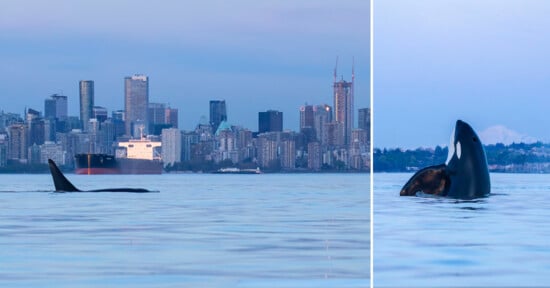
xmin=48 ymin=159 xmax=152 ymax=193
xmin=400 ymin=120 xmax=490 ymax=200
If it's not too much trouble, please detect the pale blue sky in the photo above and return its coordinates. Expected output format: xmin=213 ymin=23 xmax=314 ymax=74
xmin=0 ymin=0 xmax=369 ymax=131
xmin=375 ymin=0 xmax=550 ymax=148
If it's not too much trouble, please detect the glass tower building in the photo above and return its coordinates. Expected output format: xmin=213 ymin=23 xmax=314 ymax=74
xmin=209 ymin=100 xmax=227 ymax=133
xmin=124 ymin=75 xmax=149 ymax=137
xmin=79 ymin=80 xmax=94 ymax=131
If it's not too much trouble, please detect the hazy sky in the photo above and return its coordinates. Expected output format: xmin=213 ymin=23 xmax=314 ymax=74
xmin=375 ymin=0 xmax=550 ymax=148
xmin=0 ymin=0 xmax=369 ymax=132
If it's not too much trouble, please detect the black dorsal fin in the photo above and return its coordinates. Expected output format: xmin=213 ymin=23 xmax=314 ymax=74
xmin=48 ymin=159 xmax=80 ymax=192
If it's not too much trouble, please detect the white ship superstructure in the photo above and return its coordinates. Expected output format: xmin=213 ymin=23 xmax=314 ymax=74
xmin=117 ymin=127 xmax=162 ymax=160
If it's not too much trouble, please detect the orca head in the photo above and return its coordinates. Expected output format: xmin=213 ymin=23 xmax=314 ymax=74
xmin=445 ymin=120 xmax=490 ymax=199
xmin=446 ymin=120 xmax=481 ymax=165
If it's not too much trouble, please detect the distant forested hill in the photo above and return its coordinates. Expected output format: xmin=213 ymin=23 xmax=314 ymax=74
xmin=374 ymin=142 xmax=550 ymax=173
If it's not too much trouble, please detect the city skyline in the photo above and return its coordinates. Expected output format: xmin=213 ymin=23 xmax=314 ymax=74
xmin=0 ymin=1 xmax=369 ymax=132
xmin=0 ymin=74 xmax=368 ymax=135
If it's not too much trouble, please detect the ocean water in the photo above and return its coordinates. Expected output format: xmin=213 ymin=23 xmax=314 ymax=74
xmin=0 ymin=173 xmax=369 ymax=288
xmin=374 ymin=173 xmax=550 ymax=287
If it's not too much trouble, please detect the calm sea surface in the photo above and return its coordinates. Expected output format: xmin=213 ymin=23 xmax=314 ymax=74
xmin=374 ymin=173 xmax=550 ymax=287
xmin=0 ymin=173 xmax=368 ymax=288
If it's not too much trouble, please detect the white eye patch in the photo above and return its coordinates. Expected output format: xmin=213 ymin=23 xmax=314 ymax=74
xmin=456 ymin=141 xmax=462 ymax=159
xmin=446 ymin=127 xmax=456 ymax=165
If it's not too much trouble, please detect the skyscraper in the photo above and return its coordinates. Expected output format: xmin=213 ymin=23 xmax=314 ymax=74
xmin=314 ymin=104 xmax=332 ymax=143
xmin=299 ymin=105 xmax=314 ymax=130
xmin=79 ymin=80 xmax=94 ymax=131
xmin=209 ymin=100 xmax=227 ymax=133
xmin=358 ymin=107 xmax=370 ymax=133
xmin=92 ymin=106 xmax=108 ymax=122
xmin=258 ymin=110 xmax=283 ymax=133
xmin=148 ymin=103 xmax=166 ymax=125
xmin=333 ymin=60 xmax=354 ymax=146
xmin=124 ymin=74 xmax=149 ymax=137
xmin=44 ymin=94 xmax=68 ymax=120
xmin=165 ymin=107 xmax=178 ymax=129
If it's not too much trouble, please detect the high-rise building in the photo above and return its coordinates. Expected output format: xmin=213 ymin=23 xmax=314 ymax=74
xmin=165 ymin=107 xmax=178 ymax=129
xmin=181 ymin=132 xmax=199 ymax=162
xmin=93 ymin=106 xmax=108 ymax=123
xmin=124 ymin=75 xmax=149 ymax=137
xmin=258 ymin=110 xmax=283 ymax=133
xmin=209 ymin=100 xmax=227 ymax=133
xmin=0 ymin=133 xmax=8 ymax=167
xmin=44 ymin=94 xmax=68 ymax=120
xmin=314 ymin=104 xmax=332 ymax=143
xmin=299 ymin=105 xmax=314 ymax=130
xmin=7 ymin=123 xmax=28 ymax=161
xmin=112 ymin=110 xmax=125 ymax=138
xmin=148 ymin=103 xmax=166 ymax=126
xmin=280 ymin=139 xmax=296 ymax=169
xmin=333 ymin=61 xmax=354 ymax=146
xmin=0 ymin=112 xmax=22 ymax=133
xmin=307 ymin=141 xmax=322 ymax=171
xmin=79 ymin=80 xmax=94 ymax=131
xmin=161 ymin=128 xmax=182 ymax=167
xmin=358 ymin=108 xmax=370 ymax=132
xmin=323 ymin=122 xmax=344 ymax=147
xmin=256 ymin=132 xmax=279 ymax=169
xmin=148 ymin=103 xmax=170 ymax=135
xmin=39 ymin=141 xmax=65 ymax=165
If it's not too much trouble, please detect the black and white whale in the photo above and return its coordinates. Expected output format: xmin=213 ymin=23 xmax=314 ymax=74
xmin=48 ymin=159 xmax=152 ymax=193
xmin=400 ymin=120 xmax=490 ymax=199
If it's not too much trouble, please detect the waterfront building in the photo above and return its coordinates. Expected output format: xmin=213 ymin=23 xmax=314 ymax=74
xmin=256 ymin=133 xmax=279 ymax=169
xmin=258 ymin=110 xmax=283 ymax=133
xmin=161 ymin=128 xmax=182 ymax=167
xmin=79 ymin=80 xmax=94 ymax=131
xmin=0 ymin=133 xmax=8 ymax=167
xmin=209 ymin=100 xmax=227 ymax=133
xmin=217 ymin=127 xmax=239 ymax=164
xmin=7 ymin=123 xmax=28 ymax=162
xmin=280 ymin=139 xmax=296 ymax=169
xmin=124 ymin=74 xmax=149 ymax=137
xmin=181 ymin=131 xmax=199 ymax=162
xmin=39 ymin=141 xmax=65 ymax=165
xmin=307 ymin=141 xmax=322 ymax=171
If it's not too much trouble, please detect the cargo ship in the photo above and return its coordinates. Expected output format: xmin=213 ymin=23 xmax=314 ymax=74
xmin=75 ymin=132 xmax=162 ymax=175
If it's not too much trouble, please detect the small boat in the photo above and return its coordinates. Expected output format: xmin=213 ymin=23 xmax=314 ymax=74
xmin=213 ymin=167 xmax=262 ymax=174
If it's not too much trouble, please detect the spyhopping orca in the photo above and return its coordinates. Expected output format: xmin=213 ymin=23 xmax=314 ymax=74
xmin=48 ymin=159 xmax=152 ymax=193
xmin=400 ymin=120 xmax=490 ymax=200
